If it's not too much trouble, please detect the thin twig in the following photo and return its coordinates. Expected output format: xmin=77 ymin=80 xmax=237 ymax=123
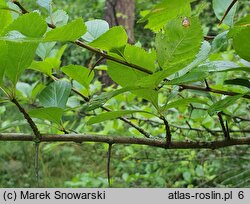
xmin=129 ymin=117 xmax=250 ymax=134
xmin=102 ymin=106 xmax=151 ymax=138
xmin=204 ymin=79 xmax=210 ymax=90
xmin=10 ymin=97 xmax=41 ymax=186
xmin=89 ymin=57 xmax=105 ymax=76
xmin=54 ymin=78 xmax=152 ymax=138
xmin=219 ymin=0 xmax=238 ymax=25
xmin=180 ymin=84 xmax=250 ymax=99
xmin=160 ymin=116 xmax=172 ymax=146
xmin=75 ymin=40 xmax=153 ymax=74
xmin=107 ymin=143 xmax=112 ymax=187
xmin=221 ymin=112 xmax=250 ymax=123
xmin=12 ymin=0 xmax=28 ymax=14
xmin=226 ymin=120 xmax=230 ymax=139
xmin=34 ymin=143 xmax=40 ymax=187
xmin=204 ymin=35 xmax=216 ymax=41
xmin=11 ymin=98 xmax=41 ymax=140
xmin=218 ymin=112 xmax=230 ymax=140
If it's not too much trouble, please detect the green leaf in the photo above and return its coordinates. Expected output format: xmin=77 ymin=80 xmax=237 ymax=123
xmin=0 ymin=41 xmax=7 ymax=84
xmin=107 ymin=45 xmax=158 ymax=104
xmin=31 ymin=83 xmax=45 ymax=99
xmin=1 ymin=13 xmax=47 ymax=84
xmin=29 ymin=107 xmax=63 ymax=125
xmin=61 ymin=65 xmax=94 ymax=89
xmin=107 ymin=45 xmax=155 ymax=85
xmin=44 ymin=18 xmax=86 ymax=42
xmin=216 ymin=67 xmax=250 ymax=73
xmin=82 ymin=19 xmax=109 ymax=43
xmin=34 ymin=44 xmax=66 ymax=73
xmin=211 ymin=31 xmax=228 ymax=53
xmin=135 ymin=69 xmax=178 ymax=88
xmin=4 ymin=12 xmax=47 ymax=37
xmin=208 ymin=94 xmax=243 ymax=115
xmin=201 ymin=61 xmax=239 ymax=72
xmin=156 ymin=17 xmax=203 ymax=73
xmin=213 ymin=0 xmax=238 ymax=26
xmin=87 ymin=110 xmax=155 ymax=125
xmin=107 ymin=45 xmax=156 ymax=88
xmin=16 ymin=82 xmax=34 ymax=98
xmin=224 ymin=78 xmax=250 ymax=89
xmin=46 ymin=10 xmax=69 ymax=27
xmin=228 ymin=15 xmax=250 ymax=61
xmin=37 ymin=0 xmax=52 ymax=13
xmin=0 ymin=0 xmax=12 ymax=34
xmin=5 ymin=43 xmax=39 ymax=84
xmin=232 ymin=28 xmax=250 ymax=61
xmin=82 ymin=86 xmax=141 ymax=111
xmin=89 ymin=26 xmax=127 ymax=51
xmin=28 ymin=59 xmax=53 ymax=76
xmin=38 ymin=80 xmax=71 ymax=108
xmin=161 ymin=98 xmax=208 ymax=112
xmin=36 ymin=42 xmax=56 ymax=60
xmin=139 ymin=0 xmax=192 ymax=32
xmin=165 ymin=69 xmax=209 ymax=85
xmin=228 ymin=14 xmax=250 ymax=38
xmin=184 ymin=41 xmax=211 ymax=71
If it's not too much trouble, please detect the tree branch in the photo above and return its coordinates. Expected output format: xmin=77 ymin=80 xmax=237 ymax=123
xmin=12 ymin=0 xmax=28 ymax=14
xmin=219 ymin=0 xmax=238 ymax=25
xmin=180 ymin=84 xmax=250 ymax=99
xmin=54 ymin=78 xmax=152 ymax=138
xmin=107 ymin=143 xmax=112 ymax=187
xmin=74 ymin=40 xmax=153 ymax=74
xmin=11 ymin=98 xmax=41 ymax=140
xmin=218 ymin=112 xmax=230 ymax=140
xmin=160 ymin=116 xmax=172 ymax=146
xmin=0 ymin=133 xmax=250 ymax=149
xmin=101 ymin=106 xmax=151 ymax=138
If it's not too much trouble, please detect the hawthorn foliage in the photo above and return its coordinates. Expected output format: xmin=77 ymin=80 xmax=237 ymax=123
xmin=0 ymin=0 xmax=249 ymax=185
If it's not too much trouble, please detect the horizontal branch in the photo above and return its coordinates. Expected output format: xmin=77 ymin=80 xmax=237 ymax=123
xmin=75 ymin=40 xmax=153 ymax=74
xmin=180 ymin=84 xmax=250 ymax=99
xmin=0 ymin=133 xmax=250 ymax=149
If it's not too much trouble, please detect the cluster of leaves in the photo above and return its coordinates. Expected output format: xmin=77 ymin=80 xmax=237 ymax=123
xmin=0 ymin=0 xmax=249 ymax=129
xmin=0 ymin=0 xmax=249 ymax=187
